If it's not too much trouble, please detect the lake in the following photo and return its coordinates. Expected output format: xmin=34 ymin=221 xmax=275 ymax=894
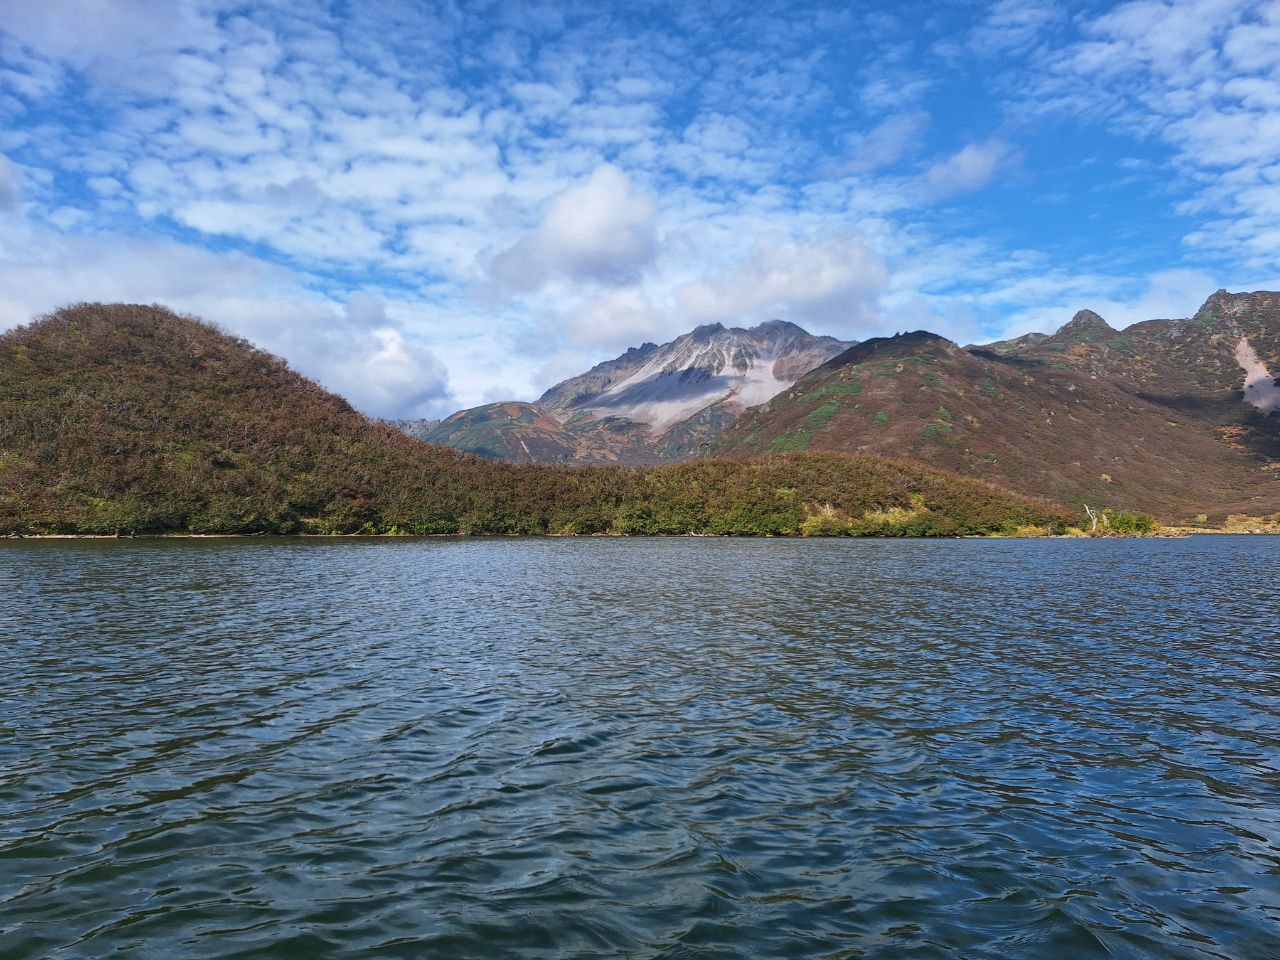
xmin=1 ymin=536 xmax=1278 ymax=958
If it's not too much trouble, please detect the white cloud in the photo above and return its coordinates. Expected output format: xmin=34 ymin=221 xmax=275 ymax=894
xmin=841 ymin=112 xmax=929 ymax=176
xmin=860 ymin=73 xmax=932 ymax=112
xmin=676 ymin=235 xmax=888 ymax=336
xmin=0 ymin=154 xmax=19 ymax=208
xmin=323 ymin=327 xmax=450 ymax=419
xmin=3 ymin=0 xmax=1275 ymax=417
xmin=559 ymin=286 xmax=668 ymax=351
xmin=491 ymin=164 xmax=657 ymax=289
xmin=968 ymin=0 xmax=1063 ymax=55
xmin=344 ymin=291 xmax=388 ymax=328
xmin=924 ymin=140 xmax=1018 ymax=198
xmin=0 ymin=0 xmax=219 ymax=92
xmin=1038 ymin=0 xmax=1280 ymax=273
xmin=0 ymin=218 xmax=454 ymax=418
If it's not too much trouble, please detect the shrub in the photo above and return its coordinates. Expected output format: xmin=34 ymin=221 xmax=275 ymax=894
xmin=0 ymin=304 xmax=1082 ymax=539
xmin=1104 ymin=510 xmax=1158 ymax=533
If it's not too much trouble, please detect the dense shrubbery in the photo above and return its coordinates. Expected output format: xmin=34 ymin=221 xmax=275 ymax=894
xmin=1101 ymin=510 xmax=1159 ymax=534
xmin=0 ymin=304 xmax=1080 ymax=537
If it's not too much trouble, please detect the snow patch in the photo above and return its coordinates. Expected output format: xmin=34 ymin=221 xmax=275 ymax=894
xmin=1236 ymin=337 xmax=1280 ymax=414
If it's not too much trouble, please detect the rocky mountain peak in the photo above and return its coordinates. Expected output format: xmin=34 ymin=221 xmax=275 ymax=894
xmin=1195 ymin=288 xmax=1277 ymax=322
xmin=1198 ymin=289 xmax=1234 ymax=315
xmin=689 ymin=322 xmax=727 ymax=340
xmin=1058 ymin=309 xmax=1114 ymax=335
xmin=750 ymin=319 xmax=808 ymax=337
xmin=533 ymin=320 xmax=854 ymax=432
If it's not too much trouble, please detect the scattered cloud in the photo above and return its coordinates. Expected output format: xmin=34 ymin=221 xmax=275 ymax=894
xmin=676 ymin=235 xmax=889 ymax=336
xmin=0 ymin=154 xmax=19 ymax=209
xmin=0 ymin=219 xmax=454 ymax=418
xmin=491 ymin=165 xmax=658 ymax=290
xmin=0 ymin=0 xmax=1275 ymax=414
xmin=841 ymin=112 xmax=930 ymax=176
xmin=1036 ymin=0 xmax=1280 ymax=272
xmin=924 ymin=140 xmax=1019 ymax=198
xmin=968 ymin=0 xmax=1063 ymax=55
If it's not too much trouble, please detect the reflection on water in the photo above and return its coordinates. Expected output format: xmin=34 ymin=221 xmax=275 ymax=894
xmin=1 ymin=536 xmax=1278 ymax=958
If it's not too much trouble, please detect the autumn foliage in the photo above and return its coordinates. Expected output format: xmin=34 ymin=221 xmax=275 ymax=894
xmin=0 ymin=304 xmax=1078 ymax=536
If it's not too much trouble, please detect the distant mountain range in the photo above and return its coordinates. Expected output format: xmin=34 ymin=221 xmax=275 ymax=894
xmin=413 ymin=320 xmax=850 ymax=463
xmin=415 ymin=291 xmax=1280 ymax=519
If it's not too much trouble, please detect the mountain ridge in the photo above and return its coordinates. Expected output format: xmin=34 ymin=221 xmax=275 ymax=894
xmin=714 ymin=290 xmax=1280 ymax=519
xmin=424 ymin=319 xmax=852 ymax=464
xmin=0 ymin=303 xmax=1075 ymax=537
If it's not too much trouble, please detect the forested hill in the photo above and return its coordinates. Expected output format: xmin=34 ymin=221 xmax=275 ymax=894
xmin=0 ymin=304 xmax=1076 ymax=536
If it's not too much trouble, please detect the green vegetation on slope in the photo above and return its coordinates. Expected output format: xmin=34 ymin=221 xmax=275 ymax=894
xmin=713 ymin=315 xmax=1280 ymax=521
xmin=0 ymin=304 xmax=1080 ymax=537
xmin=420 ymin=401 xmax=579 ymax=462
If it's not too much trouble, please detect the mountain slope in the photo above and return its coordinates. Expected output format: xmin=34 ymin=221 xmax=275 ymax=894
xmin=539 ymin=319 xmax=851 ymax=429
xmin=0 ymin=303 xmax=1075 ymax=536
xmin=982 ymin=291 xmax=1280 ymax=464
xmin=423 ymin=320 xmax=852 ymax=465
xmin=713 ymin=292 xmax=1280 ymax=519
xmin=422 ymin=402 xmax=582 ymax=461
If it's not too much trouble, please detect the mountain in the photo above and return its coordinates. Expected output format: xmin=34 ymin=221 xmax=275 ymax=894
xmin=0 ymin=303 xmax=1075 ymax=536
xmin=712 ymin=291 xmax=1280 ymax=520
xmin=421 ymin=320 xmax=852 ymax=464
xmin=538 ymin=320 xmax=850 ymax=428
xmin=422 ymin=401 xmax=656 ymax=463
xmin=422 ymin=402 xmax=580 ymax=460
xmin=388 ymin=416 xmax=440 ymax=438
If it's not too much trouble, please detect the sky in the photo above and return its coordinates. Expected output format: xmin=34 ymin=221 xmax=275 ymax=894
xmin=2 ymin=0 xmax=1279 ymax=418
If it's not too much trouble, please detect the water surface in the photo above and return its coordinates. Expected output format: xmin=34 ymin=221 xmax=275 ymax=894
xmin=2 ymin=537 xmax=1278 ymax=958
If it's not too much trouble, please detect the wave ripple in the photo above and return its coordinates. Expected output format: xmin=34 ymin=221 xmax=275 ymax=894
xmin=2 ymin=536 xmax=1278 ymax=959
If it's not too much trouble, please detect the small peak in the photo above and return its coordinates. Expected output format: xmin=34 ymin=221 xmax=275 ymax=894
xmin=690 ymin=322 xmax=725 ymax=339
xmin=1058 ymin=309 xmax=1114 ymax=335
xmin=750 ymin=319 xmax=807 ymax=336
xmin=893 ymin=330 xmax=951 ymax=345
xmin=1195 ymin=288 xmax=1249 ymax=320
xmin=819 ymin=329 xmax=956 ymax=371
xmin=1071 ymin=309 xmax=1106 ymax=325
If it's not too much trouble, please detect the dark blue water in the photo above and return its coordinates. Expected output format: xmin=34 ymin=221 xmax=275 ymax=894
xmin=1 ymin=536 xmax=1278 ymax=959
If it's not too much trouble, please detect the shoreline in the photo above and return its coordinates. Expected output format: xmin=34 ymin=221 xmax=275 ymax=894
xmin=7 ymin=530 xmax=1274 ymax=541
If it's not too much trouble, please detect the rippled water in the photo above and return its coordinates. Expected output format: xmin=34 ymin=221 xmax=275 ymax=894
xmin=2 ymin=537 xmax=1279 ymax=959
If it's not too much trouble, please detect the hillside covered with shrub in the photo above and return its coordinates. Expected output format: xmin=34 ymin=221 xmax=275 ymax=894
xmin=0 ymin=304 xmax=1078 ymax=537
xmin=713 ymin=292 xmax=1280 ymax=520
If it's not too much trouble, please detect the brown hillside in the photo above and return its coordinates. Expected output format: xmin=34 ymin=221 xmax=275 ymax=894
xmin=0 ymin=303 xmax=1075 ymax=536
xmin=712 ymin=293 xmax=1280 ymax=520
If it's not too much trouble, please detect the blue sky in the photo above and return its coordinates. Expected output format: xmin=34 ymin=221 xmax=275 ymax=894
xmin=2 ymin=0 xmax=1279 ymax=417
